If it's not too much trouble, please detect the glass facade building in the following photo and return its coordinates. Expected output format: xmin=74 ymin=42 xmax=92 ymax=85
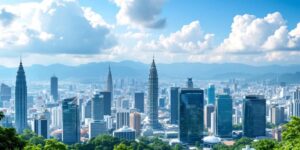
xmin=179 ymin=88 xmax=204 ymax=145
xmin=243 ymin=95 xmax=266 ymax=138
xmin=215 ymin=94 xmax=232 ymax=138
xmin=170 ymin=87 xmax=179 ymax=124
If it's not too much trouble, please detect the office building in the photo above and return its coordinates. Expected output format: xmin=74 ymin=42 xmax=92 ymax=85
xmin=134 ymin=92 xmax=144 ymax=113
xmin=130 ymin=112 xmax=141 ymax=136
xmin=113 ymin=126 xmax=136 ymax=141
xmin=92 ymin=94 xmax=104 ymax=121
xmin=62 ymin=97 xmax=80 ymax=144
xmin=270 ymin=105 xmax=285 ymax=125
xmin=0 ymin=83 xmax=11 ymax=102
xmin=15 ymin=60 xmax=28 ymax=133
xmin=215 ymin=94 xmax=233 ymax=138
xmin=207 ymin=84 xmax=215 ymax=104
xmin=204 ymin=104 xmax=214 ymax=129
xmin=243 ymin=95 xmax=266 ymax=138
xmin=170 ymin=87 xmax=180 ymax=124
xmin=179 ymin=88 xmax=204 ymax=145
xmin=187 ymin=78 xmax=193 ymax=88
xmin=89 ymin=120 xmax=107 ymax=139
xmin=116 ymin=111 xmax=130 ymax=129
xmin=147 ymin=58 xmax=160 ymax=129
xmin=50 ymin=76 xmax=58 ymax=101
xmin=33 ymin=116 xmax=49 ymax=139
xmin=100 ymin=91 xmax=112 ymax=115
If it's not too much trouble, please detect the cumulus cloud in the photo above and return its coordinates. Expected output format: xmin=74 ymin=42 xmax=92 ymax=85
xmin=218 ymin=12 xmax=300 ymax=54
xmin=114 ymin=0 xmax=166 ymax=29
xmin=135 ymin=21 xmax=214 ymax=54
xmin=0 ymin=8 xmax=16 ymax=26
xmin=0 ymin=0 xmax=116 ymax=54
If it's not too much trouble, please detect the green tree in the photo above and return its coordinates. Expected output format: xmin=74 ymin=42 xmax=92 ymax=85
xmin=277 ymin=116 xmax=300 ymax=150
xmin=44 ymin=138 xmax=67 ymax=150
xmin=20 ymin=129 xmax=37 ymax=141
xmin=252 ymin=139 xmax=278 ymax=150
xmin=24 ymin=144 xmax=43 ymax=150
xmin=29 ymin=135 xmax=46 ymax=146
xmin=232 ymin=137 xmax=253 ymax=150
xmin=114 ymin=143 xmax=132 ymax=150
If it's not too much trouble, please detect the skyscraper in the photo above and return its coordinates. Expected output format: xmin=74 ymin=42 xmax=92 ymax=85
xmin=15 ymin=60 xmax=27 ymax=133
xmin=100 ymin=91 xmax=112 ymax=115
xmin=204 ymin=104 xmax=214 ymax=129
xmin=0 ymin=83 xmax=11 ymax=101
xmin=116 ymin=111 xmax=130 ymax=129
xmin=207 ymin=84 xmax=215 ymax=104
xmin=187 ymin=78 xmax=193 ymax=88
xmin=62 ymin=97 xmax=80 ymax=144
xmin=147 ymin=58 xmax=159 ymax=129
xmin=107 ymin=65 xmax=113 ymax=93
xmin=33 ymin=116 xmax=49 ymax=139
xmin=130 ymin=112 xmax=141 ymax=136
xmin=170 ymin=87 xmax=179 ymax=124
xmin=291 ymin=88 xmax=300 ymax=117
xmin=50 ymin=75 xmax=58 ymax=101
xmin=243 ymin=95 xmax=266 ymax=138
xmin=215 ymin=94 xmax=233 ymax=138
xmin=134 ymin=92 xmax=144 ymax=113
xmin=179 ymin=88 xmax=204 ymax=145
xmin=92 ymin=94 xmax=104 ymax=121
xmin=270 ymin=105 xmax=285 ymax=125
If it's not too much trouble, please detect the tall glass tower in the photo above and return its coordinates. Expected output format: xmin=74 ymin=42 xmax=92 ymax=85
xmin=15 ymin=60 xmax=27 ymax=133
xmin=179 ymin=88 xmax=204 ymax=145
xmin=207 ymin=84 xmax=215 ymax=104
xmin=50 ymin=75 xmax=58 ymax=101
xmin=243 ymin=95 xmax=266 ymax=138
xmin=215 ymin=94 xmax=233 ymax=138
xmin=170 ymin=87 xmax=180 ymax=124
xmin=107 ymin=65 xmax=113 ymax=93
xmin=147 ymin=58 xmax=159 ymax=129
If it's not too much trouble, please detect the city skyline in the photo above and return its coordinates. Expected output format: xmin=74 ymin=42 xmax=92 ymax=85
xmin=0 ymin=0 xmax=300 ymax=67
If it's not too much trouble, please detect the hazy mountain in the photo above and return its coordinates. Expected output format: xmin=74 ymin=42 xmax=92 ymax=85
xmin=0 ymin=61 xmax=300 ymax=83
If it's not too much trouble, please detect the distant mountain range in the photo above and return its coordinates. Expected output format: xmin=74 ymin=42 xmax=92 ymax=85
xmin=0 ymin=61 xmax=300 ymax=83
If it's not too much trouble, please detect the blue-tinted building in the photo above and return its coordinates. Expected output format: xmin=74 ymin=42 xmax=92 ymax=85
xmin=62 ymin=97 xmax=80 ymax=144
xmin=15 ymin=60 xmax=27 ymax=133
xmin=243 ymin=95 xmax=266 ymax=138
xmin=92 ymin=94 xmax=104 ymax=121
xmin=100 ymin=91 xmax=111 ymax=115
xmin=134 ymin=92 xmax=144 ymax=113
xmin=207 ymin=84 xmax=215 ymax=104
xmin=179 ymin=88 xmax=204 ymax=145
xmin=170 ymin=87 xmax=179 ymax=124
xmin=50 ymin=75 xmax=58 ymax=101
xmin=215 ymin=94 xmax=232 ymax=138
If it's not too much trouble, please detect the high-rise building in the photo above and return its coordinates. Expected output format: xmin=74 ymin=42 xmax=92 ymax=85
xmin=92 ymin=94 xmax=104 ymax=121
xmin=207 ymin=84 xmax=215 ymax=104
xmin=100 ymin=91 xmax=112 ymax=115
xmin=0 ymin=83 xmax=11 ymax=102
xmin=113 ymin=126 xmax=136 ymax=141
xmin=107 ymin=65 xmax=113 ymax=93
xmin=50 ymin=76 xmax=58 ymax=101
xmin=187 ymin=78 xmax=193 ymax=88
xmin=147 ymin=58 xmax=160 ymax=129
xmin=291 ymin=88 xmax=300 ymax=117
xmin=204 ymin=104 xmax=214 ymax=129
xmin=62 ymin=97 xmax=80 ymax=144
xmin=33 ymin=116 xmax=49 ymax=139
xmin=170 ymin=87 xmax=179 ymax=124
xmin=130 ymin=112 xmax=141 ymax=136
xmin=84 ymin=100 xmax=92 ymax=118
xmin=134 ymin=92 xmax=144 ymax=113
xmin=215 ymin=94 xmax=233 ymax=138
xmin=270 ymin=105 xmax=285 ymax=125
xmin=179 ymin=88 xmax=204 ymax=145
xmin=116 ymin=111 xmax=130 ymax=129
xmin=243 ymin=95 xmax=266 ymax=138
xmin=15 ymin=60 xmax=28 ymax=133
xmin=159 ymin=97 xmax=165 ymax=108
xmin=89 ymin=120 xmax=107 ymax=139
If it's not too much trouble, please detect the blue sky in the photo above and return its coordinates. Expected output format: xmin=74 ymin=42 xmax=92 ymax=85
xmin=0 ymin=0 xmax=300 ymax=67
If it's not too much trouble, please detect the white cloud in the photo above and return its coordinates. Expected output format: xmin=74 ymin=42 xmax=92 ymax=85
xmin=135 ymin=21 xmax=214 ymax=54
xmin=0 ymin=0 xmax=116 ymax=54
xmin=114 ymin=0 xmax=166 ymax=29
